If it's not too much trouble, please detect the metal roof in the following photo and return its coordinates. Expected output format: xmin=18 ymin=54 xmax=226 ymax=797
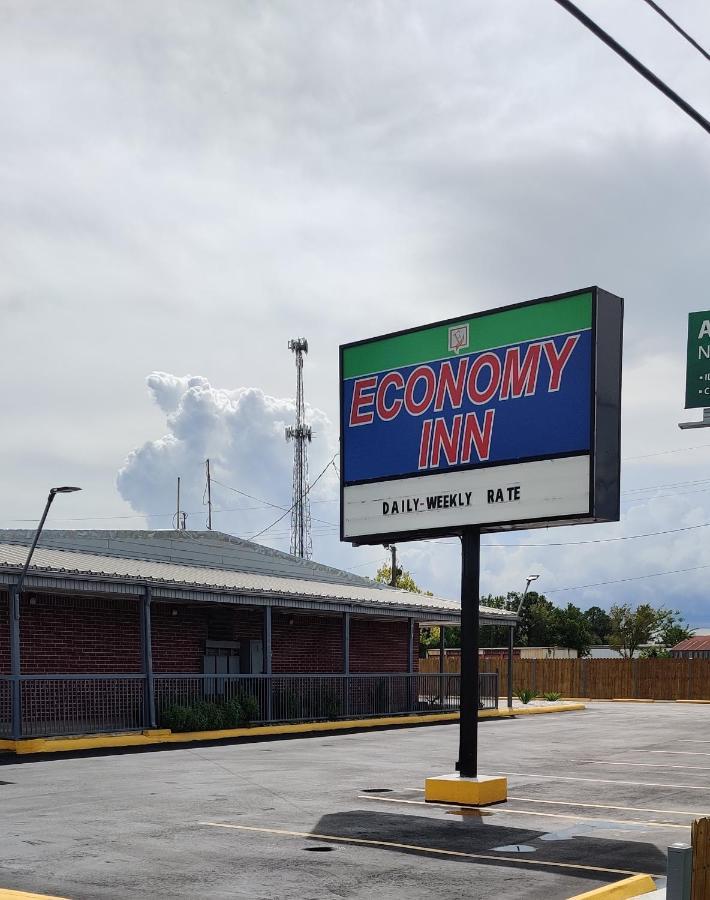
xmin=0 ymin=531 xmax=516 ymax=624
xmin=0 ymin=529 xmax=387 ymax=587
xmin=671 ymin=636 xmax=710 ymax=652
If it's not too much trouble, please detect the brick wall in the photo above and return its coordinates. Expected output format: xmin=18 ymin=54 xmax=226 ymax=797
xmin=3 ymin=590 xmax=420 ymax=676
xmin=272 ymin=612 xmax=343 ymax=673
xmin=19 ymin=594 xmax=142 ymax=674
xmin=350 ymin=618 xmax=419 ymax=673
xmin=151 ymin=605 xmax=265 ymax=672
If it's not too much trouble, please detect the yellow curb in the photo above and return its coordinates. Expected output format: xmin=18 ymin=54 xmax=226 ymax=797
xmin=566 ymin=872 xmax=656 ymax=899
xmin=677 ymin=699 xmax=710 ymax=704
xmin=507 ymin=703 xmax=586 ymax=717
xmin=0 ymin=890 xmax=71 ymax=899
xmin=4 ymin=704 xmax=586 ymax=755
xmin=0 ymin=740 xmax=15 ymax=752
xmin=611 ymin=699 xmax=656 ymax=704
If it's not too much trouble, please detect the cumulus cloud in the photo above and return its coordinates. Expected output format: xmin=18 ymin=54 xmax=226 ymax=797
xmin=117 ymin=372 xmax=338 ymax=540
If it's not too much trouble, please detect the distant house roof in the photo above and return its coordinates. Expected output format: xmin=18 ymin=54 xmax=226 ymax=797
xmin=0 ymin=530 xmax=515 ymax=625
xmin=671 ymin=636 xmax=710 ymax=653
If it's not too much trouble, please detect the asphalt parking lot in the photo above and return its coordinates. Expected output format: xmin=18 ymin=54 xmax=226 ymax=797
xmin=2 ymin=702 xmax=709 ymax=899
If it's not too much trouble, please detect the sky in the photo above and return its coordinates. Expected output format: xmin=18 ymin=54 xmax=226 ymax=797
xmin=2 ymin=1 xmax=710 ymax=623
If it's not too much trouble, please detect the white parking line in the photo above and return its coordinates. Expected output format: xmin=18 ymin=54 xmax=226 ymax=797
xmin=580 ymin=760 xmax=710 ymax=772
xmin=200 ymin=821 xmax=660 ymax=877
xmin=508 ymin=796 xmax=710 ymax=818
xmin=495 ymin=772 xmax=710 ymax=790
xmin=626 ymin=750 xmax=710 ymax=757
xmin=355 ymin=794 xmax=690 ymax=829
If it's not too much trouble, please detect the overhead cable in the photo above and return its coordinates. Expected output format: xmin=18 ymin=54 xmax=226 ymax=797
xmin=552 ymin=0 xmax=710 ymax=136
xmin=639 ymin=0 xmax=710 ymax=61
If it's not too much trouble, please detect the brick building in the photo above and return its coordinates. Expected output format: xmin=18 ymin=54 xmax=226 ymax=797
xmin=0 ymin=530 xmax=514 ymax=739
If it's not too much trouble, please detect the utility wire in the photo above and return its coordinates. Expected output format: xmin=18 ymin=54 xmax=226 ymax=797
xmin=248 ymin=456 xmax=338 ymax=540
xmin=546 ymin=561 xmax=710 ymax=594
xmin=622 ymin=477 xmax=710 ymax=495
xmin=639 ymin=0 xmax=710 ymax=62
xmin=552 ymin=0 xmax=710 ymax=136
xmin=211 ymin=475 xmax=337 ymax=529
xmin=482 ymin=520 xmax=710 ymax=549
xmin=624 ymin=442 xmax=710 ymax=460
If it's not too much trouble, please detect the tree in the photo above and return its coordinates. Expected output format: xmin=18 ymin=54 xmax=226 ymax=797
xmin=639 ymin=646 xmax=671 ymax=659
xmin=375 ymin=563 xmax=427 ymax=594
xmin=655 ymin=609 xmax=694 ymax=649
xmin=608 ymin=603 xmax=694 ymax=657
xmin=418 ymin=624 xmax=461 ymax=654
xmin=608 ymin=603 xmax=660 ymax=658
xmin=554 ymin=603 xmax=593 ymax=656
xmin=583 ymin=606 xmax=612 ymax=644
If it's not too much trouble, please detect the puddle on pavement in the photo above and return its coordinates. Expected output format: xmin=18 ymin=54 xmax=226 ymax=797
xmin=445 ymin=808 xmax=492 ymax=817
xmin=539 ymin=821 xmax=648 ymax=842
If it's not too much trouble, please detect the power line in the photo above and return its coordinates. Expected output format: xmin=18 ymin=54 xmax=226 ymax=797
xmin=552 ymin=0 xmax=710 ymax=136
xmin=623 ymin=442 xmax=710 ymax=461
xmin=482 ymin=520 xmax=710 ymax=549
xmin=639 ymin=0 xmax=710 ymax=62
xmin=622 ymin=477 xmax=710 ymax=495
xmin=546 ymin=561 xmax=710 ymax=594
xmin=211 ymin=476 xmax=337 ymax=528
xmin=249 ymin=456 xmax=338 ymax=541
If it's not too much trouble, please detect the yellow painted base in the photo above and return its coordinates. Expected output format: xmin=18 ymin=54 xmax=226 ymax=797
xmin=567 ymin=872 xmax=656 ymax=899
xmin=424 ymin=773 xmax=508 ymax=806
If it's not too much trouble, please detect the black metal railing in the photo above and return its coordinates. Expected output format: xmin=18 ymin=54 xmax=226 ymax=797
xmin=0 ymin=672 xmax=498 ymax=739
xmin=0 ymin=676 xmax=11 ymax=739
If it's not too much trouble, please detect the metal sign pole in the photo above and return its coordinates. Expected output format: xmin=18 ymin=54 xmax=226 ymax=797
xmin=458 ymin=527 xmax=480 ymax=778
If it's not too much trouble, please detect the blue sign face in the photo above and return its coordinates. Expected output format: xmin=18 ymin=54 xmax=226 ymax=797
xmin=341 ymin=294 xmax=595 ymax=486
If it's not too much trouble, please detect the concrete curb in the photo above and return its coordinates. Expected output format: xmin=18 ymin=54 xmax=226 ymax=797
xmin=566 ymin=872 xmax=656 ymax=898
xmin=0 ymin=703 xmax=586 ymax=756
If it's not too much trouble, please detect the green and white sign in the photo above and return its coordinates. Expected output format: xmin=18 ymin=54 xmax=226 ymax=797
xmin=685 ymin=311 xmax=710 ymax=409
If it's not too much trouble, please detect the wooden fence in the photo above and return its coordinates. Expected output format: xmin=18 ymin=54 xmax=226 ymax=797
xmin=419 ymin=656 xmax=710 ymax=701
xmin=692 ymin=817 xmax=710 ymax=900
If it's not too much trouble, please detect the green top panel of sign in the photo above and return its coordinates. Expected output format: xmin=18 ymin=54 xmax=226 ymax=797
xmin=686 ymin=311 xmax=710 ymax=409
xmin=342 ymin=291 xmax=593 ymax=380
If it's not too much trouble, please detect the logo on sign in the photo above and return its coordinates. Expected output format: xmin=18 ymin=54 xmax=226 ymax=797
xmin=448 ymin=324 xmax=469 ymax=354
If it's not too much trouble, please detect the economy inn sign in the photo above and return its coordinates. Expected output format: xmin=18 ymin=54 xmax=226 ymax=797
xmin=340 ymin=287 xmax=623 ymax=544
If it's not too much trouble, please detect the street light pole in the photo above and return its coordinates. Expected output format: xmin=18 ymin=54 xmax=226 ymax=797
xmin=14 ymin=487 xmax=82 ymax=596
xmin=10 ymin=486 xmax=81 ymax=740
xmin=508 ymin=574 xmax=540 ymax=709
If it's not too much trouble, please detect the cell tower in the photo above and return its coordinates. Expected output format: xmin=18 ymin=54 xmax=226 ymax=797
xmin=285 ymin=338 xmax=313 ymax=558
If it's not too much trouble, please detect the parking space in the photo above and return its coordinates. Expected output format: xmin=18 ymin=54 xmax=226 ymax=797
xmin=1 ymin=703 xmax=709 ymax=899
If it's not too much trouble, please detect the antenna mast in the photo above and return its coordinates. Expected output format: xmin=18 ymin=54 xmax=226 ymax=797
xmin=174 ymin=476 xmax=181 ymax=531
xmin=285 ymin=338 xmax=312 ymax=558
xmin=205 ymin=459 xmax=212 ymax=530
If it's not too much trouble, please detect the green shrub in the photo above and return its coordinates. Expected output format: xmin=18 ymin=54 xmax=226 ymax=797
xmin=238 ymin=693 xmax=260 ymax=724
xmin=160 ymin=703 xmax=193 ymax=732
xmin=222 ymin=696 xmax=244 ymax=728
xmin=160 ymin=693 xmax=262 ymax=733
xmin=542 ymin=691 xmax=562 ymax=702
xmin=516 ymin=688 xmax=538 ymax=705
xmin=188 ymin=700 xmax=225 ymax=731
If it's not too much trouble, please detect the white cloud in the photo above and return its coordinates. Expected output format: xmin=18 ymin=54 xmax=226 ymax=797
xmin=2 ymin=1 xmax=710 ymax=623
xmin=117 ymin=372 xmax=338 ymax=538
